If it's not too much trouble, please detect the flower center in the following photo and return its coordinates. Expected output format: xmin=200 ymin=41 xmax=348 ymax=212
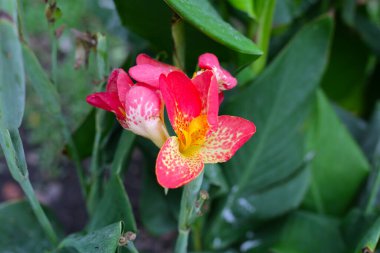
xmin=178 ymin=115 xmax=208 ymax=155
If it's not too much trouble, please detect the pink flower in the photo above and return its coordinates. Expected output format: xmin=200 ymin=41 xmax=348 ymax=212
xmin=198 ymin=53 xmax=237 ymax=91
xmin=156 ymin=71 xmax=255 ymax=188
xmin=86 ymin=69 xmax=169 ymax=147
xmin=129 ymin=54 xmax=180 ymax=88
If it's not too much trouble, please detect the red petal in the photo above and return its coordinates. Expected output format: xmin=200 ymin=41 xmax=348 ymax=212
xmin=192 ymin=70 xmax=219 ymax=130
xmin=159 ymin=71 xmax=202 ymax=133
xmin=156 ymin=137 xmax=204 ymax=188
xmin=86 ymin=92 xmax=124 ymax=119
xmin=106 ymin=69 xmax=133 ymax=106
xmin=198 ymin=53 xmax=237 ymax=91
xmin=129 ymin=54 xmax=179 ymax=88
xmin=200 ymin=116 xmax=256 ymax=163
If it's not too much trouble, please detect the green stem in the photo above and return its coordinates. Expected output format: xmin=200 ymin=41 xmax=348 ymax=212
xmin=0 ymin=129 xmax=58 ymax=244
xmin=365 ymin=163 xmax=380 ymax=215
xmin=252 ymin=0 xmax=276 ymax=75
xmin=175 ymin=230 xmax=190 ymax=253
xmin=59 ymin=118 xmax=86 ymax=197
xmin=87 ymin=110 xmax=106 ymax=213
xmin=125 ymin=241 xmax=139 ymax=253
xmin=49 ymin=24 xmax=58 ymax=85
xmin=174 ymin=171 xmax=204 ymax=253
xmin=171 ymin=15 xmax=186 ymax=70
xmin=87 ymin=33 xmax=109 ymax=213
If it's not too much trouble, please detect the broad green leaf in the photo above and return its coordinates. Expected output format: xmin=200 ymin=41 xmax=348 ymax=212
xmin=270 ymin=212 xmax=346 ymax=253
xmin=341 ymin=209 xmax=378 ymax=251
xmin=334 ymin=105 xmax=367 ymax=143
xmin=69 ymin=109 xmax=115 ymax=160
xmin=228 ymin=0 xmax=255 ymax=19
xmin=111 ymin=131 xmax=135 ymax=176
xmin=209 ymin=167 xmax=310 ymax=250
xmin=203 ymin=164 xmax=229 ymax=198
xmin=164 ymin=0 xmax=261 ymax=57
xmin=355 ymin=8 xmax=380 ymax=56
xmin=206 ymin=16 xmax=333 ymax=249
xmin=70 ymin=110 xmax=96 ymax=159
xmin=59 ymin=222 xmax=122 ymax=253
xmin=355 ymin=216 xmax=380 ymax=253
xmin=273 ymin=0 xmax=317 ymax=27
xmin=247 ymin=211 xmax=347 ymax=253
xmin=0 ymin=1 xmax=25 ymax=129
xmin=320 ymin=21 xmax=370 ymax=113
xmin=302 ymin=91 xmax=369 ymax=215
xmin=87 ymin=176 xmax=136 ymax=232
xmin=0 ymin=201 xmax=56 ymax=252
xmin=22 ymin=44 xmax=61 ymax=116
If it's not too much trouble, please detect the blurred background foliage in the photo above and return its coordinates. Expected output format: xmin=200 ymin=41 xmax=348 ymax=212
xmin=0 ymin=0 xmax=380 ymax=252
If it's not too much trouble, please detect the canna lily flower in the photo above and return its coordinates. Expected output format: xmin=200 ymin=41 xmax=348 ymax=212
xmin=86 ymin=68 xmax=169 ymax=147
xmin=156 ymin=70 xmax=255 ymax=188
xmin=129 ymin=54 xmax=180 ymax=88
xmin=198 ymin=53 xmax=237 ymax=91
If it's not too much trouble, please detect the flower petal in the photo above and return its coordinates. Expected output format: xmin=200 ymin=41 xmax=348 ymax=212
xmin=200 ymin=115 xmax=256 ymax=163
xmin=106 ymin=69 xmax=133 ymax=106
xmin=86 ymin=92 xmax=124 ymax=119
xmin=159 ymin=71 xmax=202 ymax=132
xmin=156 ymin=137 xmax=204 ymax=188
xmin=192 ymin=70 xmax=219 ymax=129
xmin=198 ymin=53 xmax=237 ymax=91
xmin=124 ymin=84 xmax=168 ymax=147
xmin=129 ymin=54 xmax=179 ymax=88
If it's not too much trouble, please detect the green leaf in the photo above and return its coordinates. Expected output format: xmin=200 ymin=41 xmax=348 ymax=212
xmin=203 ymin=164 xmax=229 ymax=198
xmin=270 ymin=212 xmax=346 ymax=253
xmin=302 ymin=91 xmax=370 ymax=215
xmin=111 ymin=131 xmax=136 ymax=176
xmin=22 ymin=44 xmax=61 ymax=116
xmin=228 ymin=0 xmax=255 ymax=19
xmin=355 ymin=8 xmax=380 ymax=56
xmin=320 ymin=21 xmax=370 ymax=113
xmin=0 ymin=1 xmax=25 ymax=129
xmin=354 ymin=216 xmax=380 ymax=253
xmin=164 ymin=0 xmax=262 ymax=57
xmin=87 ymin=176 xmax=137 ymax=232
xmin=206 ymin=16 xmax=333 ymax=249
xmin=273 ymin=0 xmax=317 ymax=27
xmin=70 ymin=110 xmax=96 ymax=159
xmin=341 ymin=209 xmax=378 ymax=251
xmin=0 ymin=201 xmax=56 ymax=252
xmin=60 ymin=222 xmax=122 ymax=253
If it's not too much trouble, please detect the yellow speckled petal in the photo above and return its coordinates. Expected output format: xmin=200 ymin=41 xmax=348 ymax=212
xmin=156 ymin=137 xmax=204 ymax=188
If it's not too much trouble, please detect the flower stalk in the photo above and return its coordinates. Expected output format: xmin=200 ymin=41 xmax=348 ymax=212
xmin=175 ymin=171 xmax=204 ymax=253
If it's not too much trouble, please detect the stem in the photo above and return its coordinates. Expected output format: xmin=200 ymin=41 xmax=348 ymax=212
xmin=175 ymin=230 xmax=190 ymax=253
xmin=171 ymin=15 xmax=185 ymax=70
xmin=87 ymin=33 xmax=109 ymax=213
xmin=49 ymin=24 xmax=58 ymax=85
xmin=87 ymin=110 xmax=106 ymax=213
xmin=365 ymin=163 xmax=380 ymax=215
xmin=59 ymin=118 xmax=86 ymax=197
xmin=252 ymin=0 xmax=276 ymax=75
xmin=0 ymin=129 xmax=58 ymax=244
xmin=125 ymin=241 xmax=139 ymax=253
xmin=174 ymin=171 xmax=204 ymax=253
